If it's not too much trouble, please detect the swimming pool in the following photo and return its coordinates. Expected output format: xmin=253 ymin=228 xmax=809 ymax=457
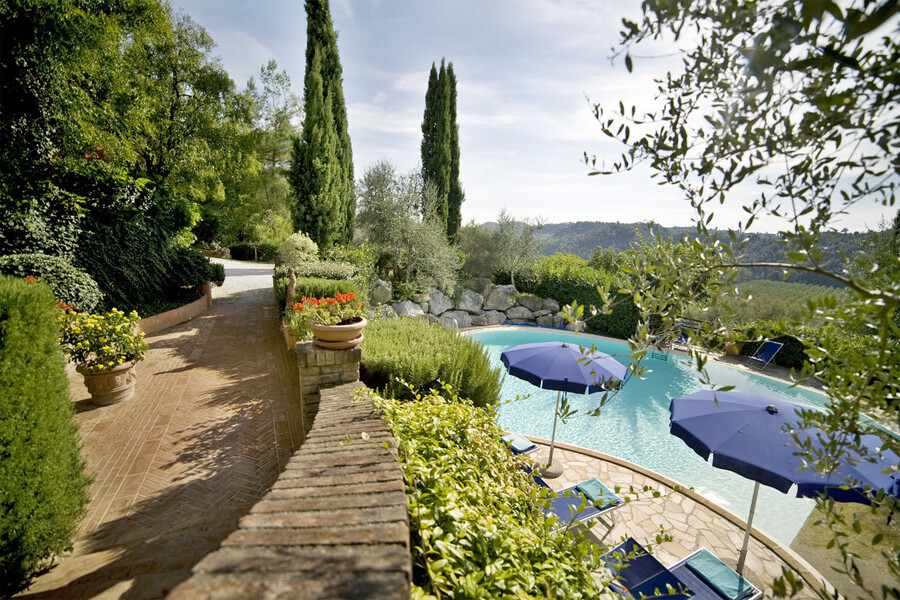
xmin=470 ymin=326 xmax=833 ymax=545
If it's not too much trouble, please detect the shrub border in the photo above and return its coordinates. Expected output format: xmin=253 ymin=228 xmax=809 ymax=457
xmin=137 ymin=282 xmax=212 ymax=335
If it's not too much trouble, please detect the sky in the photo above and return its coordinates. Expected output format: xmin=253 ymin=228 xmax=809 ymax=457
xmin=169 ymin=0 xmax=892 ymax=233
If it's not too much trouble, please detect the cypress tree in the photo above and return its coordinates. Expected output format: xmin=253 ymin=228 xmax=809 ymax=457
xmin=289 ymin=50 xmax=341 ymax=247
xmin=447 ymin=62 xmax=463 ymax=243
xmin=421 ymin=59 xmax=462 ymax=240
xmin=421 ymin=61 xmax=450 ymax=230
xmin=291 ymin=0 xmax=353 ymax=247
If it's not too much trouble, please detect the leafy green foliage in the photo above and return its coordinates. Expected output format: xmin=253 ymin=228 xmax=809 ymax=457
xmin=291 ymin=0 xmax=354 ymax=248
xmin=360 ymin=318 xmax=502 ymax=407
xmin=229 ymin=243 xmax=278 ymax=262
xmin=0 ymin=253 xmax=103 ymax=312
xmin=374 ymin=389 xmax=602 ymax=598
xmin=277 ymin=231 xmax=320 ymax=266
xmin=356 ymin=161 xmax=461 ymax=293
xmin=509 ymin=254 xmax=640 ymax=339
xmin=588 ymin=3 xmax=900 ymax=596
xmin=0 ymin=276 xmax=91 ymax=596
xmin=325 ymin=243 xmax=378 ymax=299
xmin=275 ymin=261 xmax=357 ymax=282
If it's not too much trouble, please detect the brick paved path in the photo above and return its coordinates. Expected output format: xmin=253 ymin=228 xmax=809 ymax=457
xmin=20 ymin=265 xmax=301 ymax=599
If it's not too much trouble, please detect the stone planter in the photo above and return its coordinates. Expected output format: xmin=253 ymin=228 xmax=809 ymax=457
xmin=309 ymin=317 xmax=367 ymax=350
xmin=76 ymin=360 xmax=138 ymax=405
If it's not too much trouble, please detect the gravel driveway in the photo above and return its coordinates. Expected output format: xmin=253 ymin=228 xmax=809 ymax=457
xmin=210 ymin=257 xmax=276 ymax=305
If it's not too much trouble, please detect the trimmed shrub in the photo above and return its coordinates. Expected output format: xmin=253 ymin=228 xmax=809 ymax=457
xmin=375 ymin=390 xmax=601 ymax=597
xmin=274 ymin=260 xmax=357 ymax=282
xmin=0 ymin=253 xmax=103 ymax=312
xmin=739 ymin=320 xmax=810 ymax=369
xmin=164 ymin=246 xmax=221 ymax=291
xmin=0 ymin=276 xmax=91 ymax=596
xmin=293 ymin=277 xmax=362 ymax=302
xmin=360 ymin=317 xmax=502 ymax=407
xmin=276 ymin=232 xmax=319 ymax=267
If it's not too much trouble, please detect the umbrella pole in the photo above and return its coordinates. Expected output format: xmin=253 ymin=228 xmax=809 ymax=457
xmin=737 ymin=481 xmax=760 ymax=576
xmin=548 ymin=390 xmax=562 ymax=467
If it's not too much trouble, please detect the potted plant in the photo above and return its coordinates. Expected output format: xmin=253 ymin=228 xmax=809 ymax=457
xmin=59 ymin=306 xmax=148 ymax=405
xmin=288 ymin=292 xmax=367 ymax=350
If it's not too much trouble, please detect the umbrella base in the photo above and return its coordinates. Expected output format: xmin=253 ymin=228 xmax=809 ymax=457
xmin=539 ymin=462 xmax=564 ymax=479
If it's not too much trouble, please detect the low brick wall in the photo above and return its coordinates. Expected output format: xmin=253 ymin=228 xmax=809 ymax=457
xmin=170 ymin=380 xmax=411 ymax=599
xmin=138 ymin=282 xmax=212 ymax=335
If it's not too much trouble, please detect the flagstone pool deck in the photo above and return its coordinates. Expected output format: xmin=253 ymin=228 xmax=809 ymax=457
xmin=18 ymin=263 xmax=834 ymax=598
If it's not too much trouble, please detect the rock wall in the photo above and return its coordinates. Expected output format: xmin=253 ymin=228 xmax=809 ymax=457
xmin=368 ymin=280 xmax=571 ymax=329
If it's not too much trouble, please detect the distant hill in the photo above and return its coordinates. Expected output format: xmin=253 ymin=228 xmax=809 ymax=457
xmin=536 ymin=221 xmax=870 ymax=287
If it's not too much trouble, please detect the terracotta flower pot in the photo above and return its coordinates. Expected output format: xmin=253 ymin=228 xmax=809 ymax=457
xmin=724 ymin=342 xmax=745 ymax=356
xmin=309 ymin=317 xmax=367 ymax=350
xmin=76 ymin=360 xmax=137 ymax=405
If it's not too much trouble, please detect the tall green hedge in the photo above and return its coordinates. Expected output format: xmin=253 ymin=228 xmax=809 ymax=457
xmin=360 ymin=317 xmax=502 ymax=407
xmin=507 ymin=253 xmax=640 ymax=340
xmin=0 ymin=275 xmax=91 ymax=597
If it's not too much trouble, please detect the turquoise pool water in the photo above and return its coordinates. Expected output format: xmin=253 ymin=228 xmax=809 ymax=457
xmin=470 ymin=327 xmax=834 ymax=545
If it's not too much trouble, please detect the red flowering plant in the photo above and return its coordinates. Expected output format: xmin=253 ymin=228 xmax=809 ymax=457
xmin=288 ymin=292 xmax=366 ymax=340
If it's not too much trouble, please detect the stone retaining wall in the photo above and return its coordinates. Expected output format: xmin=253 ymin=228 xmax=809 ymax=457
xmin=170 ymin=369 xmax=411 ymax=599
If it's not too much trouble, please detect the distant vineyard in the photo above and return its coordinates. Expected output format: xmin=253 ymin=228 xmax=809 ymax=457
xmin=703 ymin=279 xmax=852 ymax=325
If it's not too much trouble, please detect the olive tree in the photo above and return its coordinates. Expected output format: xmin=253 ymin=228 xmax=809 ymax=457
xmin=580 ymin=2 xmax=899 ymax=598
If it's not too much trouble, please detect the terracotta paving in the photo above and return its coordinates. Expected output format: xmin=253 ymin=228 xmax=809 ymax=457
xmin=19 ymin=297 xmax=301 ymax=599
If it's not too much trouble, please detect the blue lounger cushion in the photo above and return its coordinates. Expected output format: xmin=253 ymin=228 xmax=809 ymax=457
xmin=503 ymin=432 xmax=537 ymax=454
xmin=576 ymin=478 xmax=621 ymax=509
xmin=683 ymin=549 xmax=757 ymax=600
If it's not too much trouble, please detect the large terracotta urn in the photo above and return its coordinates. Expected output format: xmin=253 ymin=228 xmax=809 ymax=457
xmin=76 ymin=361 xmax=137 ymax=405
xmin=309 ymin=317 xmax=367 ymax=350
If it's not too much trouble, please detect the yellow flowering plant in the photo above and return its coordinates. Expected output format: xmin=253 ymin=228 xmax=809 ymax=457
xmin=59 ymin=308 xmax=148 ymax=372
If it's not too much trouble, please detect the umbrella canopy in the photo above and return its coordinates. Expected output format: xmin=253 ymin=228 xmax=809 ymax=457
xmin=669 ymin=390 xmax=898 ymax=503
xmin=501 ymin=341 xmax=627 ymax=475
xmin=669 ymin=389 xmax=898 ymax=573
xmin=500 ymin=341 xmax=628 ymax=393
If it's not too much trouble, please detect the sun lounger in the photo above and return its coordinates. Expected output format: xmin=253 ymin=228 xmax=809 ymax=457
xmin=502 ymin=432 xmax=538 ymax=455
xmin=603 ymin=538 xmax=761 ymax=600
xmin=533 ymin=475 xmax=623 ymax=539
xmin=747 ymin=340 xmax=783 ymax=370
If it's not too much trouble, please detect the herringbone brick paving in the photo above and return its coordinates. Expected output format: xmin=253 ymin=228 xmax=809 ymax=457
xmin=19 ymin=291 xmax=301 ymax=599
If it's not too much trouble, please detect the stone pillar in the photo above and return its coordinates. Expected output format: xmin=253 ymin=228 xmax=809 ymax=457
xmin=295 ymin=341 xmax=361 ymax=437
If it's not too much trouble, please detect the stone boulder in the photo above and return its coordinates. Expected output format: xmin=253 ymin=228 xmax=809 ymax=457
xmin=472 ymin=277 xmax=493 ymax=298
xmin=440 ymin=310 xmax=472 ymax=328
xmin=483 ymin=285 xmax=518 ymax=311
xmin=533 ymin=309 xmax=551 ymax=318
xmin=393 ymin=300 xmax=425 ymax=318
xmin=418 ymin=301 xmax=429 ymax=314
xmin=517 ymin=293 xmax=543 ymax=312
xmin=536 ymin=314 xmax=558 ymax=327
xmin=369 ymin=279 xmax=393 ymax=305
xmin=471 ymin=311 xmax=506 ymax=326
xmin=411 ymin=292 xmax=430 ymax=304
xmin=457 ymin=289 xmax=484 ymax=314
xmin=506 ymin=306 xmax=534 ymax=321
xmin=543 ymin=298 xmax=560 ymax=313
xmin=428 ymin=289 xmax=455 ymax=316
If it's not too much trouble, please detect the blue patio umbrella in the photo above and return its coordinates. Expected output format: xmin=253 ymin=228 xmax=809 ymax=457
xmin=669 ymin=390 xmax=899 ymax=574
xmin=501 ymin=341 xmax=628 ymax=475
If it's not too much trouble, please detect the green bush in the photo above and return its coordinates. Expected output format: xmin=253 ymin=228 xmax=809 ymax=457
xmin=375 ymin=389 xmax=602 ymax=598
xmin=228 ymin=243 xmax=277 ymax=262
xmin=360 ymin=318 xmax=502 ymax=407
xmin=276 ymin=232 xmax=319 ymax=267
xmin=164 ymin=246 xmax=222 ymax=291
xmin=739 ymin=320 xmax=810 ymax=369
xmin=509 ymin=254 xmax=640 ymax=339
xmin=0 ymin=276 xmax=91 ymax=596
xmin=0 ymin=253 xmax=103 ymax=312
xmin=325 ymin=243 xmax=378 ymax=298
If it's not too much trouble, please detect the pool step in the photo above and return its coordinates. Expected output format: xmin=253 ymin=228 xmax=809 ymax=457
xmin=651 ymin=349 xmax=669 ymax=361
